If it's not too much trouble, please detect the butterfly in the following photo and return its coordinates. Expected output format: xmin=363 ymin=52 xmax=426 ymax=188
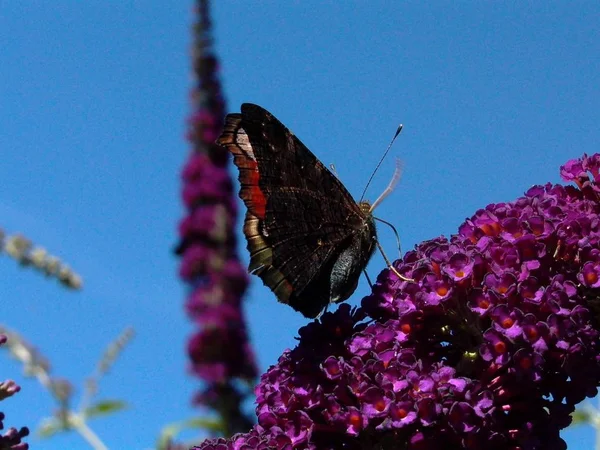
xmin=218 ymin=104 xmax=404 ymax=318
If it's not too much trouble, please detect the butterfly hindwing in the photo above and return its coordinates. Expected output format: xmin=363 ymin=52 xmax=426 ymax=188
xmin=218 ymin=103 xmax=376 ymax=317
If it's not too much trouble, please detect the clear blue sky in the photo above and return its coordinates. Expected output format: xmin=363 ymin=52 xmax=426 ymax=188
xmin=0 ymin=3 xmax=598 ymax=449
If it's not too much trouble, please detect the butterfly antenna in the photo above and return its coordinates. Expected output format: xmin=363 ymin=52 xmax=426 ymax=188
xmin=375 ymin=240 xmax=414 ymax=282
xmin=359 ymin=123 xmax=403 ymax=203
xmin=374 ymin=216 xmax=403 ymax=257
xmin=369 ymin=158 xmax=403 ymax=213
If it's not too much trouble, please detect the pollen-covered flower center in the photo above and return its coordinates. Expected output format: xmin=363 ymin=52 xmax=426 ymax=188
xmin=436 ymin=286 xmax=449 ymax=296
xmin=349 ymin=411 xmax=362 ymax=427
xmin=479 ymin=222 xmax=501 ymax=236
xmin=522 ymin=288 xmax=534 ymax=299
xmin=392 ymin=407 xmax=408 ymax=419
xmin=519 ymin=356 xmax=533 ymax=370
xmin=585 ymin=271 xmax=598 ymax=285
xmin=526 ymin=328 xmax=539 ymax=340
xmin=494 ymin=341 xmax=507 ymax=353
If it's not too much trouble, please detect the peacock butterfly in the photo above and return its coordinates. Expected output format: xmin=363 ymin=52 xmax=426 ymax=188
xmin=218 ymin=104 xmax=401 ymax=318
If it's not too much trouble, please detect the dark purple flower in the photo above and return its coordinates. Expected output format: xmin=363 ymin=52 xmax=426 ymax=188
xmin=360 ymin=386 xmax=391 ymax=418
xmin=490 ymin=304 xmax=524 ymax=340
xmin=196 ymin=153 xmax=600 ymax=449
xmin=382 ymin=401 xmax=417 ymax=429
xmin=442 ymin=252 xmax=474 ymax=282
xmin=579 ymin=261 xmax=600 ymax=288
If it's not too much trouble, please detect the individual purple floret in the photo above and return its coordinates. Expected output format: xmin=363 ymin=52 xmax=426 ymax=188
xmin=193 ymin=153 xmax=600 ymax=449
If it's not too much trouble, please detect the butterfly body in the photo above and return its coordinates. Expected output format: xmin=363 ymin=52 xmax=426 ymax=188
xmin=327 ymin=201 xmax=377 ymax=300
xmin=218 ymin=104 xmax=377 ymax=318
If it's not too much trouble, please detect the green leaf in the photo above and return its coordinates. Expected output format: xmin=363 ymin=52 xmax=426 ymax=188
xmin=36 ymin=417 xmax=65 ymax=438
xmin=84 ymin=399 xmax=128 ymax=419
xmin=571 ymin=409 xmax=592 ymax=425
xmin=156 ymin=417 xmax=223 ymax=450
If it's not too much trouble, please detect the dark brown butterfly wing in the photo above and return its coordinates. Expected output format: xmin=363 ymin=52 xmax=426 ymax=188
xmin=218 ymin=103 xmax=376 ymax=317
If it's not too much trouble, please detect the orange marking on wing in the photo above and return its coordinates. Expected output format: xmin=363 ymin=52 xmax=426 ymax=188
xmin=235 ymin=158 xmax=267 ymax=220
xmin=248 ymin=185 xmax=266 ymax=219
xmin=218 ymin=114 xmax=268 ymax=220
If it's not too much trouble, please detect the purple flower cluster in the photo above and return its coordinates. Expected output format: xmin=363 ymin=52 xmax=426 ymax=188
xmin=194 ymin=153 xmax=600 ymax=450
xmin=178 ymin=0 xmax=256 ymax=434
xmin=0 ymin=421 xmax=28 ymax=450
xmin=0 ymin=336 xmax=28 ymax=450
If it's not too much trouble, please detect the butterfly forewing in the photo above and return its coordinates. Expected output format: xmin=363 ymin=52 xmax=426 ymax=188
xmin=218 ymin=103 xmax=377 ymax=317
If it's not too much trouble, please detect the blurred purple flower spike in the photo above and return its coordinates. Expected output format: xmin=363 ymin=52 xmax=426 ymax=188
xmin=178 ymin=0 xmax=257 ymax=437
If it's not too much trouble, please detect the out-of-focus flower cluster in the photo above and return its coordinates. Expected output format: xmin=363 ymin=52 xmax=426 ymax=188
xmin=0 ymin=335 xmax=29 ymax=450
xmin=1 ymin=231 xmax=82 ymax=290
xmin=194 ymin=153 xmax=600 ymax=450
xmin=177 ymin=0 xmax=256 ymax=437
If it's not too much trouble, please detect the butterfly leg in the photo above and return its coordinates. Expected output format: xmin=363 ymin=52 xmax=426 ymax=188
xmin=363 ymin=269 xmax=373 ymax=289
xmin=316 ymin=302 xmax=330 ymax=319
xmin=375 ymin=240 xmax=414 ymax=282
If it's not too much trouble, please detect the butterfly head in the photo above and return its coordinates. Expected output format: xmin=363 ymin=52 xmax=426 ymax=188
xmin=357 ymin=201 xmax=378 ymax=249
xmin=357 ymin=201 xmax=377 ymax=242
xmin=358 ymin=200 xmax=375 ymax=220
